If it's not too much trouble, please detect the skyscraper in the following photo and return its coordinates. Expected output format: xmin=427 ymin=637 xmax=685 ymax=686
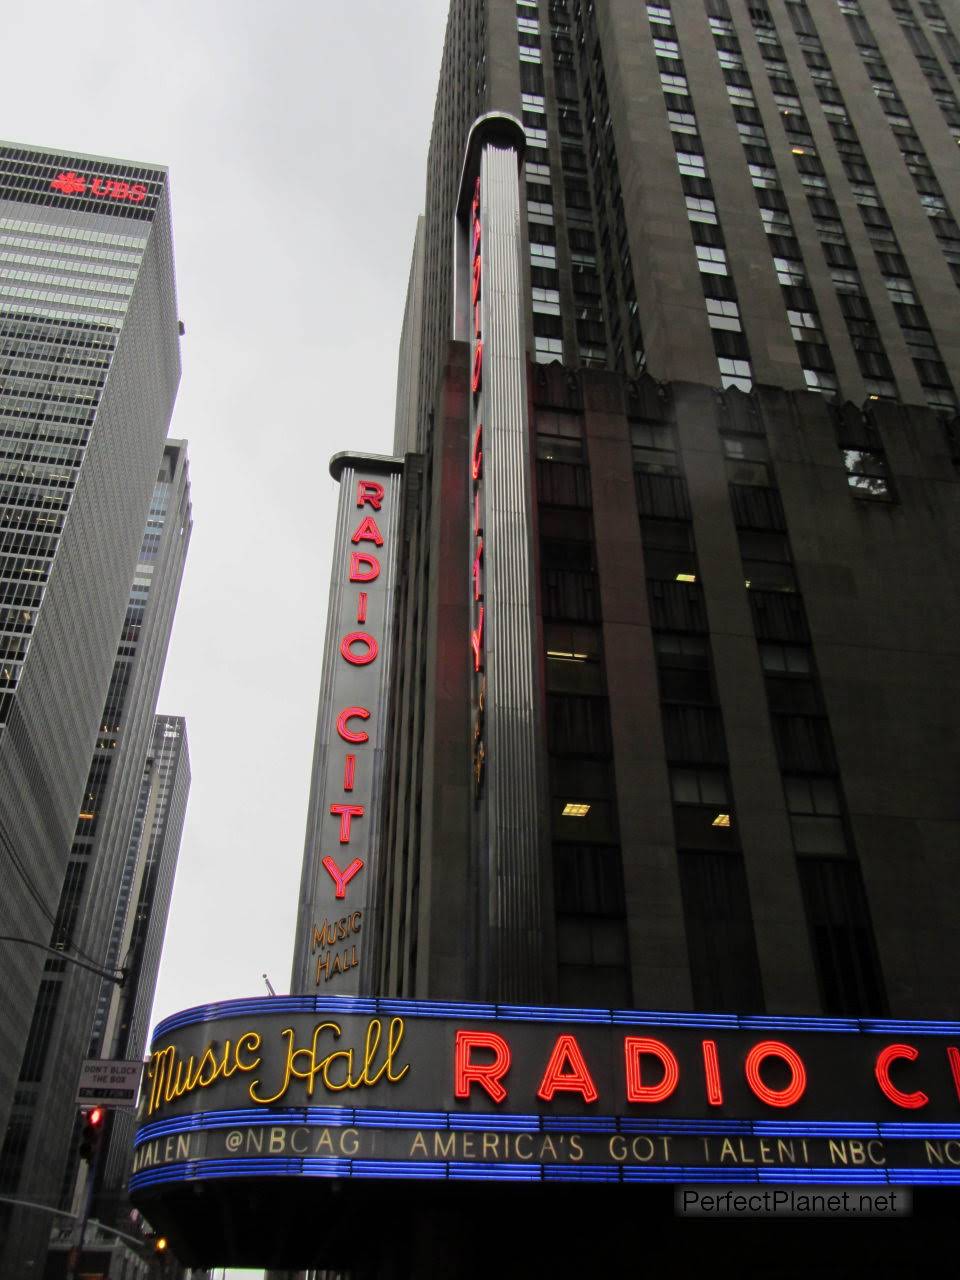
xmin=0 ymin=143 xmax=183 ymax=1269
xmin=93 ymin=714 xmax=191 ymax=1231
xmin=355 ymin=0 xmax=960 ymax=1018
xmin=124 ymin=3 xmax=960 ymax=1271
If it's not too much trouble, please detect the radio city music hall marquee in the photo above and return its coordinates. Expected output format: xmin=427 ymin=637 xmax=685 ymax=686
xmin=131 ymin=996 xmax=960 ymax=1195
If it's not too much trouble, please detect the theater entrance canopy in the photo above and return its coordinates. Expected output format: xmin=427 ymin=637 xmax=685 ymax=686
xmin=132 ymin=995 xmax=960 ymax=1268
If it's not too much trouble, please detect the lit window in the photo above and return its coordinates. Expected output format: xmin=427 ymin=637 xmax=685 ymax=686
xmin=562 ymin=802 xmax=591 ymax=817
xmin=711 ymin=813 xmax=731 ymax=828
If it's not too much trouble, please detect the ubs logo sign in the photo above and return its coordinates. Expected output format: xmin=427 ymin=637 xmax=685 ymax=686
xmin=50 ymin=171 xmax=148 ymax=203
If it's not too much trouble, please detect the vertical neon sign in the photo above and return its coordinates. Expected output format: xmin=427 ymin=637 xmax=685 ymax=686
xmin=470 ymin=176 xmax=486 ymax=794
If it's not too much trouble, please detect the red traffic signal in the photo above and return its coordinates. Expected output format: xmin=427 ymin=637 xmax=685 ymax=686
xmin=79 ymin=1106 xmax=106 ymax=1161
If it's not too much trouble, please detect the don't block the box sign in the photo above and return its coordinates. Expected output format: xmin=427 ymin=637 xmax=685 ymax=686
xmin=131 ymin=995 xmax=960 ymax=1194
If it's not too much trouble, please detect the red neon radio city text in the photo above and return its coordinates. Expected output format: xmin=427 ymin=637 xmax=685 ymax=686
xmin=322 ymin=479 xmax=385 ymax=904
xmin=454 ymin=1030 xmax=960 ymax=1111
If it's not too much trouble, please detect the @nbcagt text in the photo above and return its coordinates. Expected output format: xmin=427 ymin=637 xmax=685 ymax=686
xmin=676 ymin=1187 xmax=911 ymax=1218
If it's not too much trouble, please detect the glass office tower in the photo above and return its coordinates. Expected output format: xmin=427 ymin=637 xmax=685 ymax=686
xmin=0 ymin=143 xmax=183 ymax=1270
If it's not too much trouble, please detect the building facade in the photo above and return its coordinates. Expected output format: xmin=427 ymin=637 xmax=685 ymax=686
xmin=93 ymin=714 xmax=191 ymax=1231
xmin=360 ymin=0 xmax=960 ymax=1020
xmin=0 ymin=144 xmax=183 ymax=1272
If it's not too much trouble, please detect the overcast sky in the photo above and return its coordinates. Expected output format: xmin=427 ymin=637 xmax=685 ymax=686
xmin=4 ymin=0 xmax=447 ymax=1160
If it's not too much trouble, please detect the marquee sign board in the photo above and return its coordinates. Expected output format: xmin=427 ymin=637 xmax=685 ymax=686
xmin=131 ymin=995 xmax=960 ymax=1193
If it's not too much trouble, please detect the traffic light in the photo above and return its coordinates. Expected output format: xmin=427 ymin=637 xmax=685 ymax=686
xmin=78 ymin=1106 xmax=105 ymax=1162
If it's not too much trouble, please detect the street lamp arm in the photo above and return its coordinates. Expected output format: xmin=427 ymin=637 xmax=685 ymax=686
xmin=0 ymin=936 xmax=125 ymax=986
xmin=0 ymin=1195 xmax=148 ymax=1250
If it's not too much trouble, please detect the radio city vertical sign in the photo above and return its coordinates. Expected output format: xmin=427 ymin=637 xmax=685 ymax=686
xmin=454 ymin=114 xmax=549 ymax=1002
xmin=291 ymin=453 xmax=403 ymax=994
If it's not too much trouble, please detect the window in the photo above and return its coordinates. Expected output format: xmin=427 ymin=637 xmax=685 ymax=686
xmin=706 ymin=297 xmax=741 ymax=331
xmin=760 ymin=207 xmax=793 ymax=236
xmin=696 ymin=244 xmax=727 ymax=275
xmin=631 ymin=421 xmax=678 ymax=473
xmin=668 ymin=110 xmax=699 ymax=136
xmin=784 ymin=774 xmax=846 ymax=855
xmin=718 ymin=357 xmax=752 ymax=391
xmin=534 ymin=335 xmax=563 ymax=360
xmin=671 ymin=767 xmax=728 ymax=805
xmin=884 ymin=276 xmax=916 ymax=304
xmin=739 ymin=529 xmax=796 ymax=592
xmin=759 ymin=642 xmax=811 ymax=674
xmin=532 ymin=287 xmax=560 ymax=313
xmin=803 ymin=367 xmax=839 ymax=393
xmin=723 ymin=434 xmax=770 ymax=485
xmin=678 ymin=852 xmax=764 ymax=1012
xmin=678 ymin=152 xmax=707 ymax=178
xmin=686 ymin=195 xmax=718 ymax=224
xmin=842 ymin=448 xmax=891 ymax=498
xmin=773 ymin=256 xmax=805 ymax=285
xmin=536 ymin=410 xmax=584 ymax=462
xmin=798 ymin=859 xmax=886 ymax=1015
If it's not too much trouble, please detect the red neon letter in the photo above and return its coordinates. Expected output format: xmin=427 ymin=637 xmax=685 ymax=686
xmin=330 ymin=803 xmax=364 ymax=843
xmin=471 ymin=423 xmax=483 ymax=481
xmin=537 ymin=1034 xmax=599 ymax=1103
xmin=454 ymin=1030 xmax=511 ymax=1103
xmin=340 ymin=632 xmax=378 ymax=665
xmin=875 ymin=1044 xmax=928 ymax=1110
xmin=472 ymin=342 xmax=483 ymax=394
xmin=321 ymin=855 xmax=364 ymax=899
xmin=351 ymin=516 xmax=384 ymax=547
xmin=356 ymin=591 xmax=368 ymax=624
xmin=357 ymin=480 xmax=384 ymax=510
xmin=472 ymin=537 xmax=483 ymax=602
xmin=948 ymin=1047 xmax=960 ymax=1102
xmin=744 ymin=1041 xmax=807 ymax=1108
xmin=472 ymin=253 xmax=481 ymax=305
xmin=472 ymin=216 xmax=481 ymax=253
xmin=624 ymin=1038 xmax=679 ymax=1104
xmin=336 ymin=707 xmax=370 ymax=743
xmin=343 ymin=754 xmax=356 ymax=791
xmin=470 ymin=605 xmax=484 ymax=672
xmin=702 ymin=1040 xmax=724 ymax=1106
xmin=349 ymin=552 xmax=380 ymax=582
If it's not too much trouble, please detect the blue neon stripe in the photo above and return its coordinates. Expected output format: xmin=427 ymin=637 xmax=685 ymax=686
xmin=129 ymin=1155 xmax=960 ymax=1192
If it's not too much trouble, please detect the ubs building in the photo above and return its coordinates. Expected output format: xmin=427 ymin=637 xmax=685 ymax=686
xmin=134 ymin=0 xmax=960 ymax=1273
